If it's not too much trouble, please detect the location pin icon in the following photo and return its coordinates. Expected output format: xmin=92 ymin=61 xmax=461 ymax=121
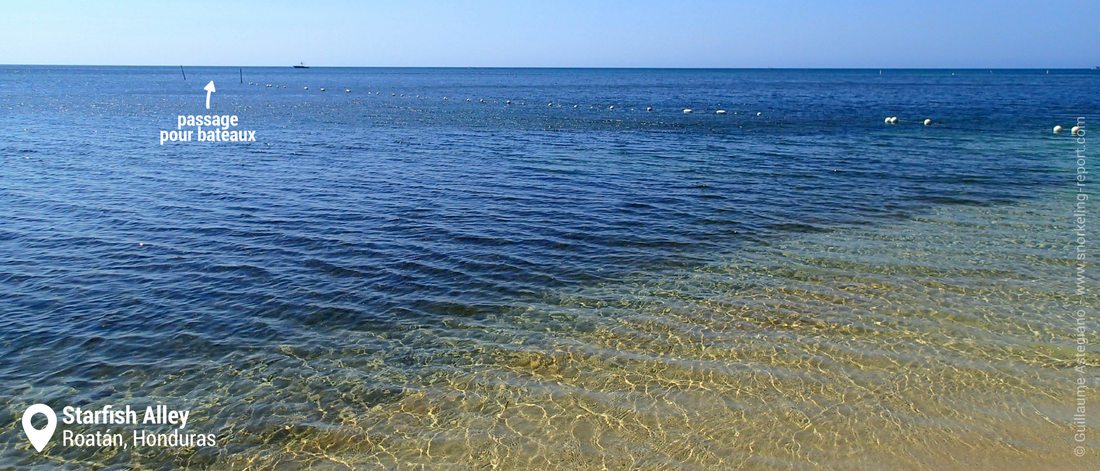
xmin=22 ymin=404 xmax=57 ymax=453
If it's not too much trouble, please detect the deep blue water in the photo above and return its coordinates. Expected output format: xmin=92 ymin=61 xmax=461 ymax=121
xmin=0 ymin=67 xmax=1096 ymax=467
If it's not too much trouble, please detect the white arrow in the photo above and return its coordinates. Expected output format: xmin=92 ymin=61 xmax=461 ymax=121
xmin=203 ymin=80 xmax=216 ymax=109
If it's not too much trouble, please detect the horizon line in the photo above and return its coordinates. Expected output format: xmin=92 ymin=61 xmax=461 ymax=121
xmin=3 ymin=63 xmax=1098 ymax=70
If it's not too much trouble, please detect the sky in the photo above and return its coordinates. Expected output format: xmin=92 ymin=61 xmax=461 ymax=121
xmin=1 ymin=0 xmax=1097 ymax=68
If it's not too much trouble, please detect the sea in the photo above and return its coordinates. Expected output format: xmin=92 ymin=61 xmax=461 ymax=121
xmin=0 ymin=66 xmax=1097 ymax=469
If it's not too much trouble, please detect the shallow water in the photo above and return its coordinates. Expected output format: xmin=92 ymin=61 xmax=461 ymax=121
xmin=0 ymin=67 xmax=1097 ymax=469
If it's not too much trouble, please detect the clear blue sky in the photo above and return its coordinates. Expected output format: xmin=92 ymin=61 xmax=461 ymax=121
xmin=1 ymin=0 xmax=1097 ymax=68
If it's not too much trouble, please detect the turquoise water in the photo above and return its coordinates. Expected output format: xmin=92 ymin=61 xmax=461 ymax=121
xmin=0 ymin=67 xmax=1097 ymax=468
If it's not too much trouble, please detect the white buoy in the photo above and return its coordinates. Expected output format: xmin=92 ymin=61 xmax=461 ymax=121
xmin=505 ymin=100 xmax=512 ymax=105
xmin=683 ymin=108 xmax=693 ymax=114
xmin=345 ymin=88 xmax=351 ymax=93
xmin=320 ymin=87 xmax=326 ymax=92
xmin=923 ymin=118 xmax=932 ymax=126
xmin=1072 ymin=125 xmax=1083 ymax=136
xmin=889 ymin=117 xmax=898 ymax=124
xmin=547 ymin=102 xmax=553 ymax=107
xmin=303 ymin=86 xmax=309 ymax=90
xmin=756 ymin=112 xmax=763 ymax=116
xmin=884 ymin=117 xmax=891 ymax=124
xmin=646 ymin=106 xmax=652 ymax=112
xmin=1053 ymin=125 xmax=1063 ymax=134
xmin=609 ymin=105 xmax=615 ymax=110
xmin=716 ymin=109 xmax=727 ymax=115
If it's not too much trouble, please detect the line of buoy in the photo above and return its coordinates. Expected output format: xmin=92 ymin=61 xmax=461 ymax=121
xmin=169 ymin=85 xmax=1088 ymax=138
xmin=1054 ymin=124 xmax=1085 ymax=136
xmin=240 ymin=88 xmax=759 ymax=116
xmin=883 ymin=117 xmax=939 ymax=126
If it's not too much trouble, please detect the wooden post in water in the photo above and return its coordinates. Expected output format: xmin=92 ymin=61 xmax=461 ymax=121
xmin=180 ymin=65 xmax=186 ymax=80
xmin=240 ymin=68 xmax=243 ymax=84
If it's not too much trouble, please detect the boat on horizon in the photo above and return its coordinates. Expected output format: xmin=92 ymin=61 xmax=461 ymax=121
xmin=293 ymin=62 xmax=309 ymax=69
